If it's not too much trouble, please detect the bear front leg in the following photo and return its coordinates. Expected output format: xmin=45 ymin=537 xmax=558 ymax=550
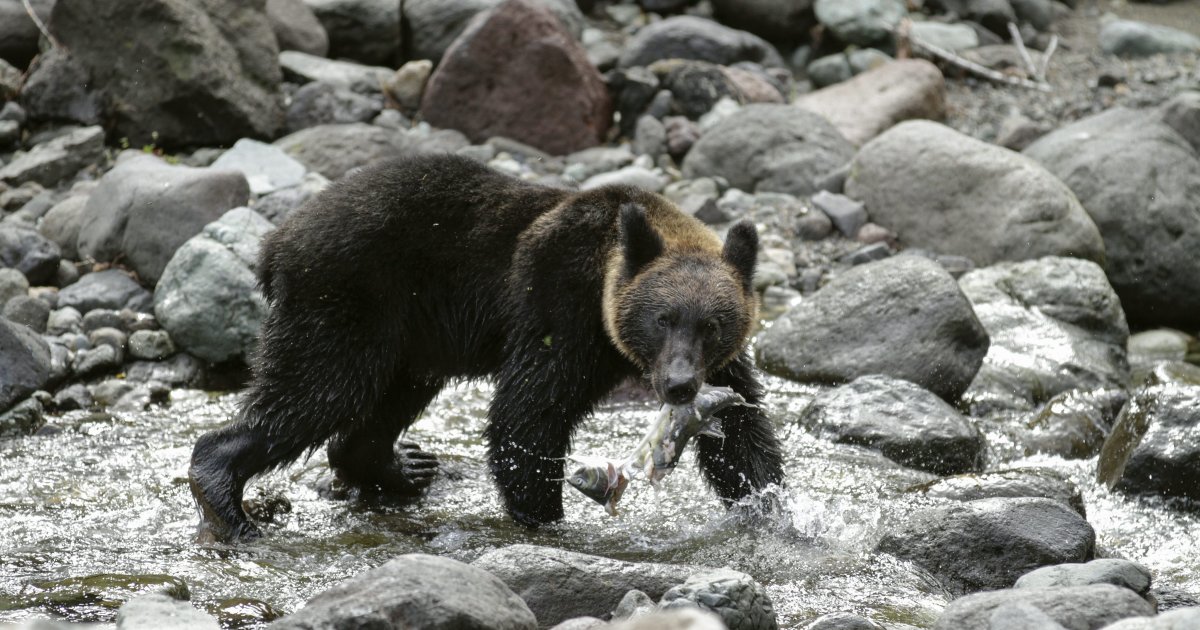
xmin=485 ymin=338 xmax=623 ymax=527
xmin=699 ymin=352 xmax=785 ymax=502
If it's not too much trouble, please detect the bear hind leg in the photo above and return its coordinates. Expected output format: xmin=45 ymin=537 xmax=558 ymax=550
xmin=326 ymin=377 xmax=443 ymax=497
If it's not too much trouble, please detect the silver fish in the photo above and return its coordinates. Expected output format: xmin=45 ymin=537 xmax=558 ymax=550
xmin=566 ymin=385 xmax=747 ymax=515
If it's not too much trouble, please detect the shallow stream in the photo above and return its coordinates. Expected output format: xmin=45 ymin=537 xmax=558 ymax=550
xmin=1 ymin=374 xmax=1198 ymax=628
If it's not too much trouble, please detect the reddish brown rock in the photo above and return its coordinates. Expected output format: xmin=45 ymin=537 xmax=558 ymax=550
xmin=795 ymin=59 xmax=945 ymax=146
xmin=421 ymin=0 xmax=611 ymax=155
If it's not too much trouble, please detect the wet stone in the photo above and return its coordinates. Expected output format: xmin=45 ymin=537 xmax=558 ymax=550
xmin=1022 ymin=388 xmax=1128 ymax=460
xmin=0 ymin=267 xmax=29 ymax=308
xmin=911 ymin=468 xmax=1086 ymax=517
xmin=4 ymin=295 xmax=50 ymax=333
xmin=1102 ymin=607 xmax=1200 ymax=630
xmin=799 ymin=375 xmax=986 ymax=475
xmin=613 ymin=589 xmax=656 ymax=620
xmin=0 ymin=318 xmax=51 ymax=412
xmin=1097 ymin=362 xmax=1200 ymax=503
xmin=124 ymin=354 xmax=205 ymax=388
xmin=45 ymin=307 xmax=83 ymax=336
xmin=986 ymin=602 xmax=1067 ymax=630
xmin=72 ymin=345 xmax=123 ymax=378
xmin=128 ymin=330 xmax=176 ymax=361
xmin=0 ymin=395 xmax=46 ymax=437
xmin=52 ymin=383 xmax=94 ymax=411
xmin=801 ymin=612 xmax=885 ymax=630
xmin=82 ymin=309 xmax=127 ymax=334
xmin=931 ymin=585 xmax=1154 ymax=630
xmin=550 ymin=618 xmax=606 ymax=630
xmin=115 ymin=592 xmax=219 ymax=630
xmin=659 ymin=568 xmax=778 ymax=630
xmin=877 ymin=497 xmax=1095 ymax=595
xmin=1015 ymin=559 xmax=1152 ymax=596
xmin=88 ymin=327 xmax=128 ymax=352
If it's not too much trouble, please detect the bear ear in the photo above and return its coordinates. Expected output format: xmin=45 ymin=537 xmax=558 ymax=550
xmin=619 ymin=203 xmax=663 ymax=278
xmin=723 ymin=220 xmax=758 ymax=291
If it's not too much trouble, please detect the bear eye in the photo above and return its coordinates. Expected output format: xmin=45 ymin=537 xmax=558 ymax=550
xmin=656 ymin=314 xmax=671 ymax=328
xmin=704 ymin=318 xmax=721 ymax=336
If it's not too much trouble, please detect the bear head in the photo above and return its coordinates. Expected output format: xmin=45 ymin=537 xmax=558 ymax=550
xmin=604 ymin=202 xmax=758 ymax=405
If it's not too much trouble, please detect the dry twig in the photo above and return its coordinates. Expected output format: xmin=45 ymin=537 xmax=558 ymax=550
xmin=893 ymin=18 xmax=1052 ymax=92
xmin=22 ymin=0 xmax=59 ymax=49
xmin=1007 ymin=22 xmax=1042 ymax=81
xmin=1039 ymin=34 xmax=1059 ymax=82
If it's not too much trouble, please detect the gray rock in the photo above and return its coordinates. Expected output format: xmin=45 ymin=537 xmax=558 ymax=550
xmin=305 ymin=0 xmax=400 ymax=65
xmin=846 ymin=121 xmax=1104 ymax=267
xmin=619 ymin=16 xmax=785 ymax=69
xmin=0 ymin=119 xmax=18 ymax=148
xmin=800 ymin=375 xmax=986 ymax=474
xmin=1023 ymin=388 xmax=1127 ymax=460
xmin=125 ymin=354 xmax=205 ymax=387
xmin=634 ymin=115 xmax=667 ymax=158
xmin=56 ymin=271 xmax=151 ymax=314
xmin=210 ymin=138 xmax=308 ymax=196
xmin=115 ymin=592 xmax=219 ymax=630
xmin=0 ymin=317 xmax=50 ymax=412
xmin=757 ymin=256 xmax=989 ymax=401
xmin=273 ymin=554 xmax=536 ymax=630
xmin=1160 ymin=91 xmax=1200 ymax=151
xmin=996 ymin=114 xmax=1050 ymax=151
xmin=88 ymin=327 xmax=127 ymax=351
xmin=154 ymin=208 xmax=274 ymax=363
xmin=73 ymin=344 xmax=122 ymax=377
xmin=959 ymin=257 xmax=1129 ymax=414
xmin=76 ymin=154 xmax=251 ymax=286
xmin=385 ymin=60 xmax=434 ymax=114
xmin=814 ymin=0 xmax=905 ymax=46
xmin=932 ymin=585 xmax=1154 ymax=630
xmin=1128 ymin=330 xmax=1192 ymax=369
xmin=927 ymin=0 xmax=1016 ymax=36
xmin=53 ymin=383 xmax=94 ymax=411
xmin=1023 ymin=102 xmax=1200 ymax=328
xmin=0 ymin=395 xmax=45 ymax=437
xmin=0 ymin=0 xmax=52 ymax=69
xmin=659 ymin=568 xmax=778 ymax=630
xmin=1097 ymin=362 xmax=1200 ymax=503
xmin=46 ymin=0 xmax=284 ymax=147
xmin=0 ymin=267 xmax=29 ymax=309
xmin=683 ymin=104 xmax=855 ymax=197
xmin=912 ymin=467 xmax=1086 ymax=516
xmin=613 ymin=590 xmax=656 ymax=621
xmin=1016 ymin=559 xmax=1152 ymax=595
xmin=4 ymin=295 xmax=49 ymax=333
xmin=45 ymin=307 xmax=82 ymax=336
xmin=609 ymin=609 xmax=727 ymax=630
xmin=807 ymin=54 xmax=853 ymax=88
xmin=278 ymin=50 xmax=392 ymax=94
xmin=128 ymin=330 xmax=176 ymax=361
xmin=878 ymin=497 xmax=1095 ymax=596
xmin=267 ymin=0 xmax=329 ymax=57
xmin=909 ymin=21 xmax=980 ymax=52
xmin=989 ymin=602 xmax=1068 ymax=630
xmin=581 ymin=166 xmax=668 ymax=192
xmin=0 ymin=225 xmax=60 ymax=285
xmin=253 ymin=172 xmax=330 ymax=225
xmin=811 ymin=191 xmax=866 ymax=237
xmin=549 ymin=618 xmax=606 ymax=630
xmin=38 ymin=195 xmax=89 ymax=260
xmin=710 ymin=0 xmax=816 ymax=46
xmin=0 ymin=125 xmax=103 ymax=188
xmin=407 ymin=0 xmax=582 ymax=63
xmin=81 ymin=309 xmax=124 ymax=334
xmin=274 ymin=123 xmax=410 ymax=180
xmin=1100 ymin=18 xmax=1200 ymax=59
xmin=472 ymin=544 xmax=703 ymax=628
xmin=17 ymin=48 xmax=102 ymax=127
xmin=285 ymin=80 xmax=382 ymax=132
xmin=1009 ymin=0 xmax=1055 ymax=32
xmin=1101 ymin=607 xmax=1200 ymax=630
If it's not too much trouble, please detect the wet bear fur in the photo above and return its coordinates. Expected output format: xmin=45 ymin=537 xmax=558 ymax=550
xmin=189 ymin=154 xmax=785 ymax=541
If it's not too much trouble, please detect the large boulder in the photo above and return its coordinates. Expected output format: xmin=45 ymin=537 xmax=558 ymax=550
xmin=304 ymin=0 xmax=399 ymax=65
xmin=421 ymin=0 xmax=610 ymax=155
xmin=799 ymin=375 xmax=986 ymax=474
xmin=682 ymin=104 xmax=855 ymax=197
xmin=757 ymin=256 xmax=989 ymax=402
xmin=846 ymin=121 xmax=1104 ymax=266
xmin=471 ymin=545 xmax=702 ymax=628
xmin=1024 ymin=96 xmax=1200 ymax=328
xmin=958 ymin=257 xmax=1129 ymax=414
xmin=877 ymin=498 xmax=1096 ymax=595
xmin=403 ymin=0 xmax=583 ymax=64
xmin=0 ymin=318 xmax=51 ymax=413
xmin=931 ymin=585 xmax=1154 ymax=630
xmin=0 ymin=126 xmax=105 ymax=187
xmin=76 ymin=154 xmax=250 ymax=286
xmin=266 ymin=0 xmax=328 ymax=57
xmin=45 ymin=0 xmax=283 ymax=147
xmin=1097 ymin=362 xmax=1200 ymax=503
xmin=272 ymin=554 xmax=536 ymax=630
xmin=618 ymin=16 xmax=785 ymax=69
xmin=154 ymin=207 xmax=274 ymax=364
xmin=911 ymin=468 xmax=1085 ymax=517
xmin=795 ymin=60 xmax=946 ymax=146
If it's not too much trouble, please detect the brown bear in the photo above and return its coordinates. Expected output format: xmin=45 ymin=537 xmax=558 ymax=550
xmin=189 ymin=154 xmax=784 ymax=541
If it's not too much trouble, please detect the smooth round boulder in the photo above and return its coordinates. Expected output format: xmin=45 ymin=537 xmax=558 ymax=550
xmin=877 ymin=497 xmax=1095 ymax=595
xmin=910 ymin=468 xmax=1085 ymax=516
xmin=931 ymin=585 xmax=1154 ymax=630
xmin=757 ymin=256 xmax=989 ymax=402
xmin=1015 ymin=559 xmax=1152 ymax=596
xmin=618 ymin=15 xmax=785 ymax=69
xmin=682 ymin=104 xmax=855 ymax=197
xmin=846 ymin=121 xmax=1104 ymax=267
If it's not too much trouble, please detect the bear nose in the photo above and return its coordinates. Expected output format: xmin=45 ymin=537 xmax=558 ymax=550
xmin=664 ymin=377 xmax=698 ymax=405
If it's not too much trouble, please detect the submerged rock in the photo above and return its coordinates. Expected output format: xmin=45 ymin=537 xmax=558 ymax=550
xmin=1022 ymin=388 xmax=1128 ymax=460
xmin=847 ymin=121 xmax=1104 ymax=267
xmin=799 ymin=375 xmax=986 ymax=475
xmin=911 ymin=468 xmax=1085 ymax=516
xmin=757 ymin=256 xmax=989 ymax=402
xmin=472 ymin=544 xmax=700 ymax=627
xmin=272 ymin=554 xmax=536 ymax=630
xmin=877 ymin=497 xmax=1095 ymax=595
xmin=1097 ymin=362 xmax=1200 ymax=503
xmin=958 ymin=257 xmax=1129 ymax=414
xmin=931 ymin=585 xmax=1153 ymax=630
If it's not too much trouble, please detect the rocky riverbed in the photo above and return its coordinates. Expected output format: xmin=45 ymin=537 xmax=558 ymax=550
xmin=1 ymin=0 xmax=1199 ymax=628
